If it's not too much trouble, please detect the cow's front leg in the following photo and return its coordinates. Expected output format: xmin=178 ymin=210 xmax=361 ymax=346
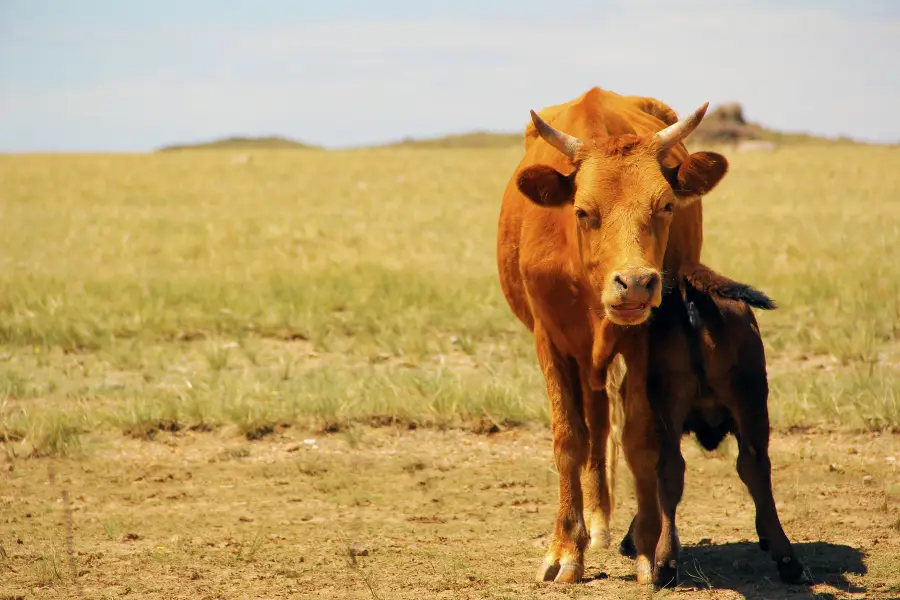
xmin=534 ymin=325 xmax=589 ymax=584
xmin=582 ymin=385 xmax=612 ymax=550
xmin=584 ymin=321 xmax=622 ymax=550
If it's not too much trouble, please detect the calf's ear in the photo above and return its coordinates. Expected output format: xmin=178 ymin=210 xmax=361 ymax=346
xmin=665 ymin=151 xmax=728 ymax=200
xmin=516 ymin=164 xmax=575 ymax=207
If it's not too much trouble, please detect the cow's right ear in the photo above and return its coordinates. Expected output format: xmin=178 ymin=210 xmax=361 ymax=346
xmin=516 ymin=165 xmax=575 ymax=207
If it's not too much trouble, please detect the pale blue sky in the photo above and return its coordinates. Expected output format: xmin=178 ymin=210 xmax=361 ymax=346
xmin=1 ymin=0 xmax=899 ymax=151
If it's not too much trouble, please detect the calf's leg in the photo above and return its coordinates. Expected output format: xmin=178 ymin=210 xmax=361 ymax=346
xmin=730 ymin=365 xmax=806 ymax=583
xmin=620 ymin=344 xmax=663 ymax=586
xmin=651 ymin=412 xmax=685 ymax=587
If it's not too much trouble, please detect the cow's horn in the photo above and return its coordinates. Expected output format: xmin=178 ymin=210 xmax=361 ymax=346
xmin=530 ymin=110 xmax=583 ymax=159
xmin=654 ymin=102 xmax=709 ymax=151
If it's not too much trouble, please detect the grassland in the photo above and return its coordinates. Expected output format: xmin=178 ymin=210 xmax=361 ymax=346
xmin=2 ymin=143 xmax=899 ymax=455
xmin=1 ymin=142 xmax=900 ymax=599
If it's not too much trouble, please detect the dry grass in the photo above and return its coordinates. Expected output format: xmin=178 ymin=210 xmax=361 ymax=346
xmin=1 ymin=144 xmax=899 ymax=456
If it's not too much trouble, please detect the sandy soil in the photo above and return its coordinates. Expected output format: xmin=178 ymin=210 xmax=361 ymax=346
xmin=2 ymin=426 xmax=899 ymax=600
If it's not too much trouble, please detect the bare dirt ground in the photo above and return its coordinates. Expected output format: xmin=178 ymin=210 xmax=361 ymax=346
xmin=2 ymin=426 xmax=899 ymax=600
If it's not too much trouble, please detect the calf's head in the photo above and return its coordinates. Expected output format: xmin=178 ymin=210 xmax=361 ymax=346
xmin=516 ymin=103 xmax=728 ymax=326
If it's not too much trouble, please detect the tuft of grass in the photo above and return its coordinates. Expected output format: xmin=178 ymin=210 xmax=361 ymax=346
xmin=103 ymin=518 xmax=122 ymax=539
xmin=234 ymin=526 xmax=267 ymax=563
xmin=221 ymin=392 xmax=283 ymax=440
xmin=33 ymin=546 xmax=64 ymax=586
xmin=203 ymin=343 xmax=232 ymax=372
xmin=0 ymin=370 xmax=38 ymax=399
xmin=238 ymin=336 xmax=261 ymax=366
xmin=25 ymin=410 xmax=83 ymax=457
xmin=114 ymin=397 xmax=182 ymax=440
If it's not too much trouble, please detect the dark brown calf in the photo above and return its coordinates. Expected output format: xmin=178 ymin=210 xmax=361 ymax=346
xmin=613 ymin=264 xmax=806 ymax=587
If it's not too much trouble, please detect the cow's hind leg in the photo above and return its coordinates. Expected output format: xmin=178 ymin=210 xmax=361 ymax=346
xmin=534 ymin=325 xmax=589 ymax=584
xmin=730 ymin=364 xmax=806 ymax=584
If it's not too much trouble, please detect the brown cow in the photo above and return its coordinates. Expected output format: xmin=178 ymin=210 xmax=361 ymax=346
xmin=497 ymin=87 xmax=725 ymax=583
xmin=605 ymin=264 xmax=806 ymax=587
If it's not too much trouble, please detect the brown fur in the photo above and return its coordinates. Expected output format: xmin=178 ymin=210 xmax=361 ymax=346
xmin=496 ymin=86 xmax=728 ymax=584
xmin=612 ymin=265 xmax=804 ymax=586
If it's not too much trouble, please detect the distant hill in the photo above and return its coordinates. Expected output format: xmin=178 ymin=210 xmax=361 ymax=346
xmin=156 ymin=107 xmax=858 ymax=153
xmin=158 ymin=136 xmax=320 ymax=152
xmin=378 ymin=131 xmax=521 ymax=149
xmin=689 ymin=103 xmax=852 ymax=146
xmin=376 ymin=106 xmax=847 ymax=150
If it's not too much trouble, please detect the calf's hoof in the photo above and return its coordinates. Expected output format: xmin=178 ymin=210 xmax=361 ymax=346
xmin=776 ymin=555 xmax=809 ymax=584
xmin=654 ymin=559 xmax=680 ymax=588
xmin=618 ymin=531 xmax=637 ymax=559
xmin=590 ymin=528 xmax=610 ymax=550
xmin=536 ymin=559 xmax=584 ymax=584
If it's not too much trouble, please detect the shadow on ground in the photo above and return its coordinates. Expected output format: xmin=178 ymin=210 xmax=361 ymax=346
xmin=598 ymin=541 xmax=868 ymax=599
xmin=683 ymin=541 xmax=866 ymax=599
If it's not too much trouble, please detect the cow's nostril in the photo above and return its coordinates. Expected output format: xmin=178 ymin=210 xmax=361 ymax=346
xmin=613 ymin=275 xmax=628 ymax=291
xmin=644 ymin=273 xmax=660 ymax=294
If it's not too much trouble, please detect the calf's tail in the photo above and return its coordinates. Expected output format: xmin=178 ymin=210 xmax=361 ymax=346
xmin=681 ymin=263 xmax=777 ymax=311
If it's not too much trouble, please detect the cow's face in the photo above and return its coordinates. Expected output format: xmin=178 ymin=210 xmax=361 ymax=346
xmin=516 ymin=105 xmax=727 ymax=326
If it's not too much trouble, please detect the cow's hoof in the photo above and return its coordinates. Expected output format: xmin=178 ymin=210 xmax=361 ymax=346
xmin=618 ymin=531 xmax=637 ymax=559
xmin=536 ymin=558 xmax=560 ymax=582
xmin=590 ymin=528 xmax=610 ymax=550
xmin=758 ymin=537 xmax=769 ymax=552
xmin=776 ymin=555 xmax=809 ymax=584
xmin=635 ymin=556 xmax=653 ymax=586
xmin=554 ymin=562 xmax=584 ymax=584
xmin=654 ymin=559 xmax=680 ymax=588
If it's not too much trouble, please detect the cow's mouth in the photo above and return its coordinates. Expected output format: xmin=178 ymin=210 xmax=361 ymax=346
xmin=606 ymin=302 xmax=649 ymax=324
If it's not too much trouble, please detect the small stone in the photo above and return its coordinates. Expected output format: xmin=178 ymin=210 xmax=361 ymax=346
xmin=862 ymin=475 xmax=874 ymax=485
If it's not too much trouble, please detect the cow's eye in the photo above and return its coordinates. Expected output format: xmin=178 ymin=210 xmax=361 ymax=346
xmin=663 ymin=202 xmax=674 ymax=213
xmin=575 ymin=208 xmax=600 ymax=229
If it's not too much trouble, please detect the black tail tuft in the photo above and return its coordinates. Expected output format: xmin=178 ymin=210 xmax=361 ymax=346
xmin=682 ymin=264 xmax=777 ymax=311
xmin=706 ymin=282 xmax=777 ymax=310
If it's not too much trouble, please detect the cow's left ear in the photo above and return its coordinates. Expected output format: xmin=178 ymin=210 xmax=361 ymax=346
xmin=516 ymin=164 xmax=576 ymax=207
xmin=664 ymin=151 xmax=728 ymax=200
